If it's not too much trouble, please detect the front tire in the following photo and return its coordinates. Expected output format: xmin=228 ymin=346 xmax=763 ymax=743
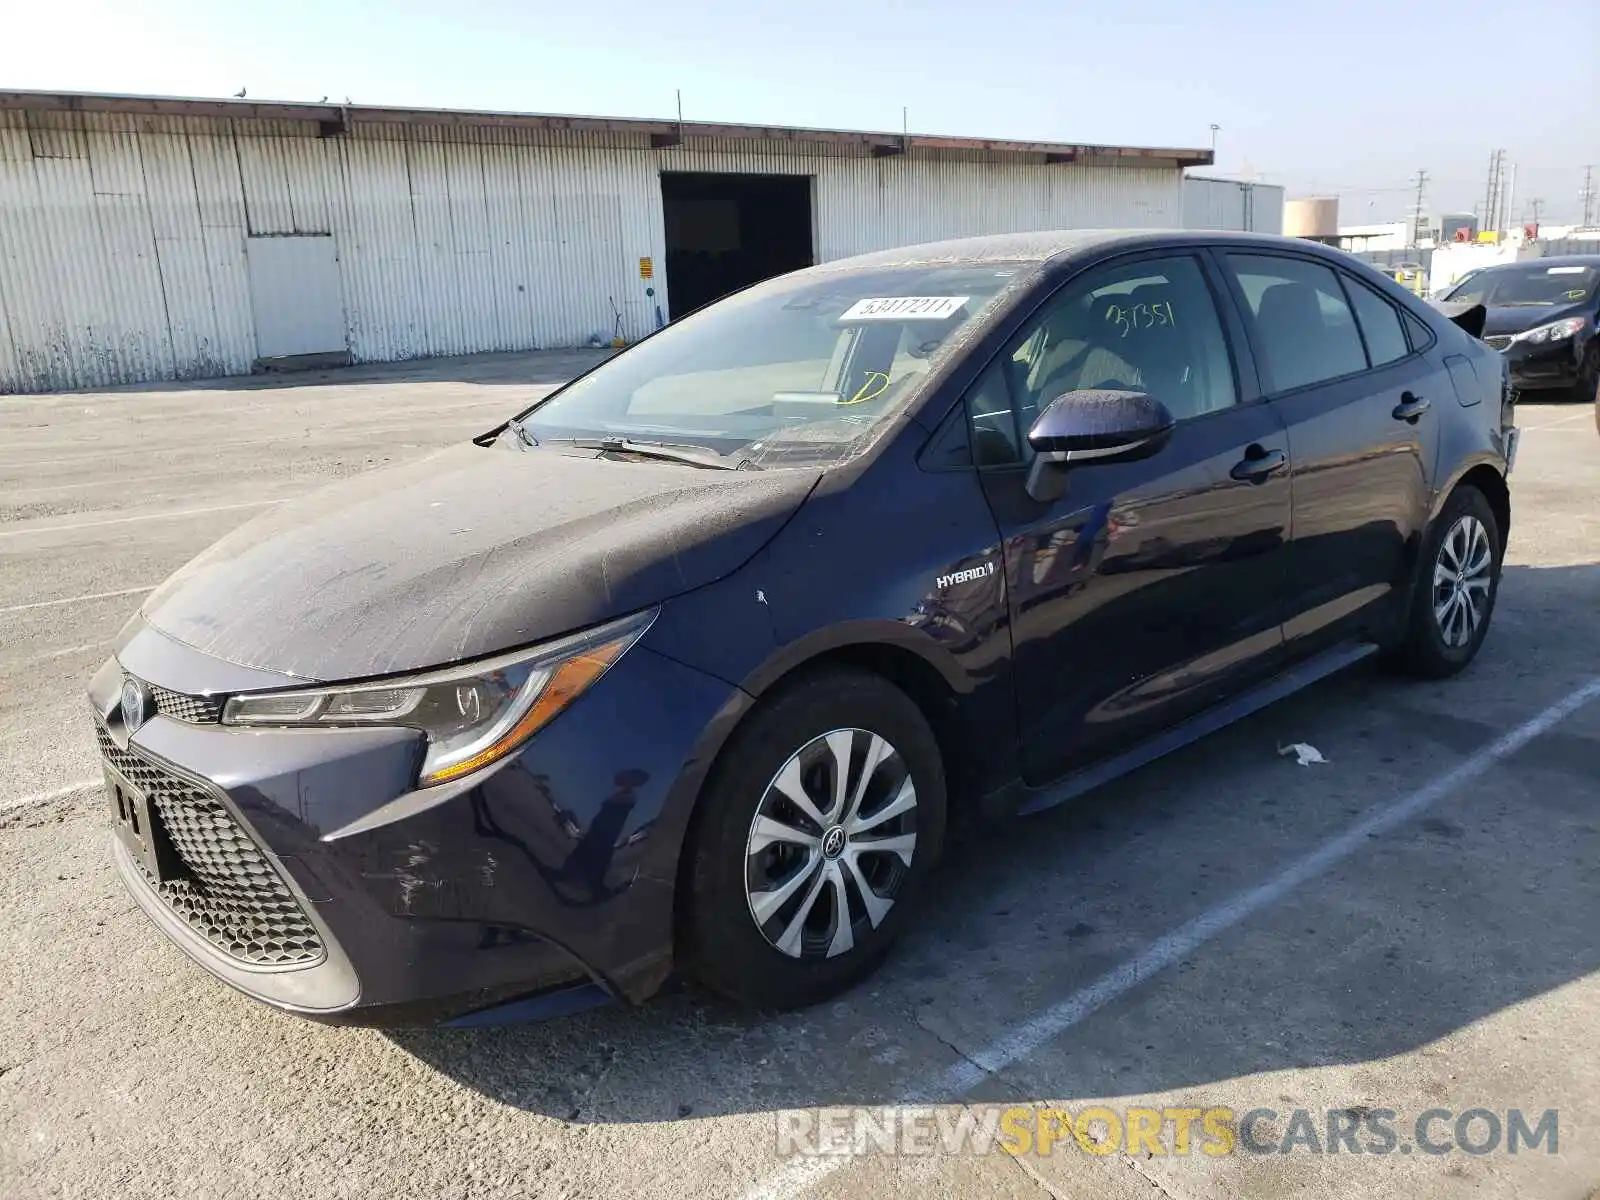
xmin=1396 ymin=484 xmax=1503 ymax=678
xmin=680 ymin=667 xmax=946 ymax=1009
xmin=1578 ymin=341 xmax=1600 ymax=405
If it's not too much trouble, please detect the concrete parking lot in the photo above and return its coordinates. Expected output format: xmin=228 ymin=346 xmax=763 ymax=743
xmin=2 ymin=355 xmax=1596 ymax=1200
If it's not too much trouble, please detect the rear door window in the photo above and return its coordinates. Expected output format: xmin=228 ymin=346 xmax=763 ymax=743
xmin=1227 ymin=254 xmax=1369 ymax=392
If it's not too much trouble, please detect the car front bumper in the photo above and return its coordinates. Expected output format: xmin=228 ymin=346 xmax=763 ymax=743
xmin=1497 ymin=332 xmax=1587 ymax=392
xmin=88 ymin=623 xmax=746 ymax=1026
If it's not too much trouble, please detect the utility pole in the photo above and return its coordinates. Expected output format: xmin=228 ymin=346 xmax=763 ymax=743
xmin=1482 ymin=149 xmax=1506 ymax=235
xmin=1582 ymin=166 xmax=1596 ymax=228
xmin=1504 ymin=162 xmax=1516 ymax=236
xmin=1410 ymin=168 xmax=1429 ymax=246
xmin=1481 ymin=151 xmax=1496 ymax=234
xmin=1528 ymin=197 xmax=1544 ymax=230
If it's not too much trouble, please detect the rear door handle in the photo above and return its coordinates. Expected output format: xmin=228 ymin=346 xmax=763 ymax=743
xmin=1230 ymin=446 xmax=1287 ymax=483
xmin=1393 ymin=392 xmax=1431 ymax=423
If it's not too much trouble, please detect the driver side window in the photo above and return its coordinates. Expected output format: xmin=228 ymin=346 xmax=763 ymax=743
xmin=966 ymin=254 xmax=1238 ymax=464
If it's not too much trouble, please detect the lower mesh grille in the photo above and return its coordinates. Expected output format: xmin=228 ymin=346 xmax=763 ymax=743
xmin=96 ymin=724 xmax=324 ymax=968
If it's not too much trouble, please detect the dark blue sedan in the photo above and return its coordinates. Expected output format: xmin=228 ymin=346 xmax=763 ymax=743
xmin=89 ymin=230 xmax=1517 ymax=1024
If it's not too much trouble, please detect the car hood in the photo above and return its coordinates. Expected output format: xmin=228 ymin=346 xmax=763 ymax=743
xmin=137 ymin=442 xmax=819 ymax=682
xmin=1479 ymin=300 xmax=1590 ymax=336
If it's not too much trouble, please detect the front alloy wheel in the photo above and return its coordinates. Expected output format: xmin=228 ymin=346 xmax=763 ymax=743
xmin=681 ymin=667 xmax=946 ymax=1009
xmin=744 ymin=729 xmax=918 ymax=959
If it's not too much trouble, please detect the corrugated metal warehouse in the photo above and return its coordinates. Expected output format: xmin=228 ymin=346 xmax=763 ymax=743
xmin=0 ymin=90 xmax=1214 ymax=394
xmin=1180 ymin=175 xmax=1285 ymax=235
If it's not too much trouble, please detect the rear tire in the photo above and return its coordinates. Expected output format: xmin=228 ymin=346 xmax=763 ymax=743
xmin=680 ymin=667 xmax=946 ymax=1009
xmin=1395 ymin=484 xmax=1503 ymax=679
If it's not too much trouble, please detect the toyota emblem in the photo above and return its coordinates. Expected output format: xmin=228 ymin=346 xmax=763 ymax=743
xmin=121 ymin=676 xmax=151 ymax=732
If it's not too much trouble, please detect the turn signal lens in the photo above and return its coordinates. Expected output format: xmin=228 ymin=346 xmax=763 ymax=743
xmin=419 ymin=641 xmax=627 ymax=786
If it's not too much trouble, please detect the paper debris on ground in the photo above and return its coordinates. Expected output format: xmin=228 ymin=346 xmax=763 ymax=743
xmin=1278 ymin=742 xmax=1328 ymax=766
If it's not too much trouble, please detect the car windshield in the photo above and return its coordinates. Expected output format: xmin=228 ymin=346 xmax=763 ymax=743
xmin=1446 ymin=263 xmax=1599 ymax=307
xmin=516 ymin=263 xmax=1029 ymax=466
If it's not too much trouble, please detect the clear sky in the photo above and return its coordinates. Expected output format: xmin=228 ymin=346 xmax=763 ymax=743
xmin=6 ymin=0 xmax=1597 ymax=224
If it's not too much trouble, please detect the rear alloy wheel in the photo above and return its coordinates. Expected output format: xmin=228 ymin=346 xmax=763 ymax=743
xmin=681 ymin=668 xmax=945 ymax=1009
xmin=1431 ymin=514 xmax=1494 ymax=651
xmin=1396 ymin=484 xmax=1502 ymax=678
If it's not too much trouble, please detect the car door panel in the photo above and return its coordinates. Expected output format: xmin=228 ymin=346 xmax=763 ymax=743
xmin=982 ymin=401 xmax=1290 ymax=784
xmin=965 ymin=250 xmax=1293 ymax=787
xmin=1218 ymin=253 xmax=1440 ymax=655
xmin=1268 ymin=355 xmax=1442 ymax=647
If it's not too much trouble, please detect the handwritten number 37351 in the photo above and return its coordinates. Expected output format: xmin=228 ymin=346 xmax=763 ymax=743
xmin=1104 ymin=301 xmax=1176 ymax=338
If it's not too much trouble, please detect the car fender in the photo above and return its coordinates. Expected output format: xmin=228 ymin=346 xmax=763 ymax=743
xmin=1429 ymin=452 xmax=1504 ymax=516
xmin=740 ymin=617 xmax=972 ymax=700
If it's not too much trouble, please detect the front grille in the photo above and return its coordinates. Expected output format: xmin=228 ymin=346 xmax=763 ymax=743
xmin=96 ymin=725 xmax=324 ymax=968
xmin=1484 ymin=334 xmax=1513 ymax=351
xmin=148 ymin=684 xmax=223 ymax=724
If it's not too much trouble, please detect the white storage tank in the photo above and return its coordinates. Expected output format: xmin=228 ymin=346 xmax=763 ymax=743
xmin=1284 ymin=197 xmax=1339 ymax=240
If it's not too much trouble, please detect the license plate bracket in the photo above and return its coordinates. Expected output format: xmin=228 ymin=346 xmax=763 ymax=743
xmin=105 ymin=764 xmax=181 ymax=883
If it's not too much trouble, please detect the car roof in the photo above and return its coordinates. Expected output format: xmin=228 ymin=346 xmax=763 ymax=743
xmin=805 ymin=229 xmax=1324 ymax=275
xmin=1475 ymin=254 xmax=1600 ymax=272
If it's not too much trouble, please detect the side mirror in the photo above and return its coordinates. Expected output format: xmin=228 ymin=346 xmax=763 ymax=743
xmin=1028 ymin=388 xmax=1175 ymax=461
xmin=1024 ymin=389 xmax=1175 ymax=502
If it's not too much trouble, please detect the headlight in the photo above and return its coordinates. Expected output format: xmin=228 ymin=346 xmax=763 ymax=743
xmin=222 ymin=609 xmax=656 ymax=786
xmin=1510 ymin=316 xmax=1587 ymax=345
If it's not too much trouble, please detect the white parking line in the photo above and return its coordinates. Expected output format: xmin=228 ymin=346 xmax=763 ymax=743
xmin=0 ymin=585 xmax=154 ymax=615
xmin=744 ymin=675 xmax=1600 ymax=1200
xmin=1523 ymin=411 xmax=1592 ymax=430
xmin=1 ymin=778 xmax=100 ymax=815
xmin=0 ymin=499 xmax=281 ymax=538
xmin=30 ymin=640 xmax=111 ymax=663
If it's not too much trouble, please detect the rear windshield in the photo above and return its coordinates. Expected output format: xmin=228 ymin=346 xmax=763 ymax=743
xmin=1446 ymin=263 xmax=1599 ymax=307
xmin=518 ymin=263 xmax=1029 ymax=466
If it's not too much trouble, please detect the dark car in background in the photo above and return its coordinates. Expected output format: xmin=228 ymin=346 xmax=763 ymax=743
xmin=89 ymin=230 xmax=1517 ymax=1026
xmin=1441 ymin=255 xmax=1600 ymax=401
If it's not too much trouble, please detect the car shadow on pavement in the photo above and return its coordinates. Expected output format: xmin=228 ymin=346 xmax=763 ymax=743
xmin=388 ymin=563 xmax=1600 ymax=1125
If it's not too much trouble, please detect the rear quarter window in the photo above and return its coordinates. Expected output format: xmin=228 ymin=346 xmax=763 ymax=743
xmin=1344 ymin=277 xmax=1410 ymax=366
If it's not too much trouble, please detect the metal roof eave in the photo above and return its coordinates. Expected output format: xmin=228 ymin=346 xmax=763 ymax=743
xmin=0 ymin=88 xmax=1213 ymax=167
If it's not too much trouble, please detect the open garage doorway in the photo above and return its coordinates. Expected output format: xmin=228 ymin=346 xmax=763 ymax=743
xmin=660 ymin=172 xmax=814 ymax=318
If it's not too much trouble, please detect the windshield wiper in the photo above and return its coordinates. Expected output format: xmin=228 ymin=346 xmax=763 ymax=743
xmin=502 ymin=416 xmax=538 ymax=448
xmin=559 ymin=436 xmax=744 ymax=471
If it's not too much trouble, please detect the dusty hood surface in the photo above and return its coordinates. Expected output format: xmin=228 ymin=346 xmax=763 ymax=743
xmin=139 ymin=442 xmax=819 ymax=681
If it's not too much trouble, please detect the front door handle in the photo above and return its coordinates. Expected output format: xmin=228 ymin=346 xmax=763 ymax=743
xmin=1230 ymin=446 xmax=1287 ymax=483
xmin=1393 ymin=392 xmax=1431 ymax=423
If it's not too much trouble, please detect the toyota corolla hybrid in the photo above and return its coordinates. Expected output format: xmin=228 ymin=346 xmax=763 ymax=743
xmin=89 ymin=231 xmax=1516 ymax=1025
